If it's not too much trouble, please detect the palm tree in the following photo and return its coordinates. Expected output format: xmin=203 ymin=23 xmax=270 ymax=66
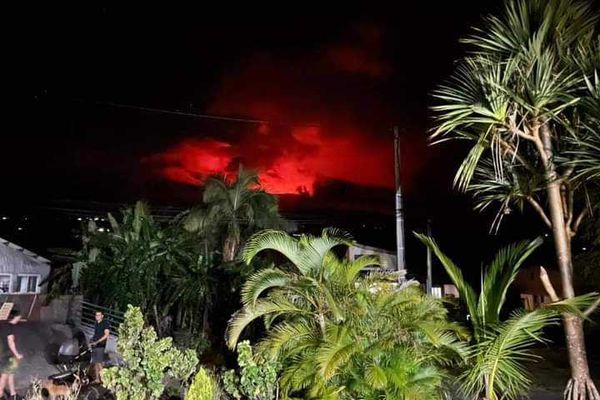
xmin=430 ymin=0 xmax=600 ymax=397
xmin=566 ymin=74 xmax=600 ymax=181
xmin=185 ymin=168 xmax=284 ymax=263
xmin=228 ymin=229 xmax=466 ymax=399
xmin=417 ymin=234 xmax=596 ymax=400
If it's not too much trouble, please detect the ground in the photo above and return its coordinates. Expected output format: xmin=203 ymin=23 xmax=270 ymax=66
xmin=526 ymin=346 xmax=600 ymax=400
xmin=6 ymin=322 xmax=72 ymax=395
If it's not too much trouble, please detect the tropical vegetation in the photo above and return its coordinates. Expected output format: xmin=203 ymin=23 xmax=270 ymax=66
xmin=227 ymin=229 xmax=468 ymax=399
xmin=417 ymin=235 xmax=596 ymax=400
xmin=431 ymin=0 xmax=600 ymax=396
xmin=75 ymin=169 xmax=283 ymax=350
xmin=103 ymin=305 xmax=199 ymax=400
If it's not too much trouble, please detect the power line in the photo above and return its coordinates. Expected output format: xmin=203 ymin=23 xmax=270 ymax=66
xmin=85 ymin=100 xmax=321 ymax=128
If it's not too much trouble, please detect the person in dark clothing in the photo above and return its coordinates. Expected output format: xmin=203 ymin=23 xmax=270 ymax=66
xmin=89 ymin=311 xmax=110 ymax=384
xmin=0 ymin=309 xmax=23 ymax=400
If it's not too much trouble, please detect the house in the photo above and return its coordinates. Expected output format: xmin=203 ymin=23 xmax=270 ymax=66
xmin=346 ymin=243 xmax=398 ymax=272
xmin=0 ymin=237 xmax=50 ymax=295
xmin=514 ymin=265 xmax=561 ymax=311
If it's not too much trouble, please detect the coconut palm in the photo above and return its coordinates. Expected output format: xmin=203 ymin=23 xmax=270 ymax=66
xmin=417 ymin=234 xmax=597 ymax=400
xmin=191 ymin=168 xmax=284 ymax=262
xmin=228 ymin=229 xmax=467 ymax=399
xmin=430 ymin=0 xmax=600 ymax=396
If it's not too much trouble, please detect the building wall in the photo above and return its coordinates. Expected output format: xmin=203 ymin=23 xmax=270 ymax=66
xmin=346 ymin=245 xmax=397 ymax=271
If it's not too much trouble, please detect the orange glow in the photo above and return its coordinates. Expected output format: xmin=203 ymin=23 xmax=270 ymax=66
xmin=147 ymin=124 xmax=395 ymax=195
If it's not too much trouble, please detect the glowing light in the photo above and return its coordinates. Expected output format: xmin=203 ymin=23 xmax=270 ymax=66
xmin=148 ymin=125 xmax=395 ymax=195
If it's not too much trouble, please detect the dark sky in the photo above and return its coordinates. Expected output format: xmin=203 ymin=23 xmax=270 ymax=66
xmin=6 ymin=2 xmax=560 ymax=272
xmin=10 ymin=2 xmax=503 ymax=204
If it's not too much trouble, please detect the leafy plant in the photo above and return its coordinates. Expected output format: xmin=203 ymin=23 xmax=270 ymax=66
xmin=186 ymin=367 xmax=220 ymax=400
xmin=417 ymin=234 xmax=596 ymax=400
xmin=430 ymin=0 xmax=600 ymax=396
xmin=184 ymin=168 xmax=285 ymax=263
xmin=79 ymin=201 xmax=214 ymax=338
xmin=222 ymin=341 xmax=279 ymax=400
xmin=103 ymin=305 xmax=198 ymax=400
xmin=228 ymin=229 xmax=467 ymax=399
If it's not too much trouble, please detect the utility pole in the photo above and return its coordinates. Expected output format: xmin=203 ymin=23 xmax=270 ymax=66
xmin=393 ymin=127 xmax=407 ymax=280
xmin=426 ymin=218 xmax=432 ymax=295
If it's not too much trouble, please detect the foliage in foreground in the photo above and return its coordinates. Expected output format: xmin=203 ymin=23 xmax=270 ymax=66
xmin=228 ymin=229 xmax=467 ymax=399
xmin=186 ymin=367 xmax=221 ymax=400
xmin=418 ymin=234 xmax=596 ymax=400
xmin=222 ymin=340 xmax=279 ymax=400
xmin=430 ymin=0 xmax=600 ymax=396
xmin=103 ymin=305 xmax=198 ymax=400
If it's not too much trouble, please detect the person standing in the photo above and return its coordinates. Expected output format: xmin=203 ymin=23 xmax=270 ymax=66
xmin=0 ymin=309 xmax=24 ymax=400
xmin=89 ymin=311 xmax=110 ymax=384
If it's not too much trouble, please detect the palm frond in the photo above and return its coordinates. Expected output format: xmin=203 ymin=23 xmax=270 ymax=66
xmin=242 ymin=230 xmax=302 ymax=267
xmin=226 ymin=297 xmax=311 ymax=349
xmin=461 ymin=308 xmax=558 ymax=400
xmin=479 ymin=238 xmax=542 ymax=326
xmin=240 ymin=268 xmax=294 ymax=307
xmin=415 ymin=234 xmax=479 ymax=327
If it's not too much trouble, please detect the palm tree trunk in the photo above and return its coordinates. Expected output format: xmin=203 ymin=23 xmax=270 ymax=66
xmin=541 ymin=126 xmax=599 ymax=400
xmin=484 ymin=374 xmax=493 ymax=400
xmin=223 ymin=235 xmax=240 ymax=262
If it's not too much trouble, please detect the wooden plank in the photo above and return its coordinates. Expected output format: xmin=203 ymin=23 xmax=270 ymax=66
xmin=0 ymin=302 xmax=14 ymax=321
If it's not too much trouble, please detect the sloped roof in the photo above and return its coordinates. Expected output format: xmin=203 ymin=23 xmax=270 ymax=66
xmin=0 ymin=237 xmax=51 ymax=276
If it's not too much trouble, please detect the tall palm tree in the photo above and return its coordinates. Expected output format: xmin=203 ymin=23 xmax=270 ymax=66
xmin=417 ymin=234 xmax=596 ymax=400
xmin=430 ymin=0 xmax=600 ymax=397
xmin=186 ymin=168 xmax=284 ymax=263
xmin=228 ymin=229 xmax=466 ymax=399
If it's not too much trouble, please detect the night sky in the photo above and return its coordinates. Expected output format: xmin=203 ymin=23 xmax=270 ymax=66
xmin=6 ymin=2 xmax=559 ymax=274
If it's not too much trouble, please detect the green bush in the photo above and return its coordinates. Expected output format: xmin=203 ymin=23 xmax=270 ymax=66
xmin=222 ymin=341 xmax=278 ymax=400
xmin=103 ymin=305 xmax=198 ymax=400
xmin=186 ymin=367 xmax=219 ymax=400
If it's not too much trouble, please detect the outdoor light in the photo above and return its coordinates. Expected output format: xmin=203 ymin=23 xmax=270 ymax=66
xmin=582 ymin=247 xmax=587 ymax=251
xmin=98 ymin=227 xmax=106 ymax=232
xmin=77 ymin=217 xmax=82 ymax=221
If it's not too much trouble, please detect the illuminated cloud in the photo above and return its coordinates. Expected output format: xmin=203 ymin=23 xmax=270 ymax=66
xmin=146 ymin=24 xmax=428 ymax=197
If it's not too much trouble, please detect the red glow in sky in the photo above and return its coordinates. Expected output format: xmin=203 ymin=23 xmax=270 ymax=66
xmin=147 ymin=24 xmax=427 ymax=196
xmin=148 ymin=139 xmax=233 ymax=186
xmin=148 ymin=125 xmax=394 ymax=195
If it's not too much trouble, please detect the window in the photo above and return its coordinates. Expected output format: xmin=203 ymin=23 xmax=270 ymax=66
xmin=16 ymin=275 xmax=39 ymax=293
xmin=0 ymin=275 xmax=10 ymax=293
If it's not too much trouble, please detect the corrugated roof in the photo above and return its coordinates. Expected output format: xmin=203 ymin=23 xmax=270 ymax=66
xmin=0 ymin=237 xmax=50 ymax=264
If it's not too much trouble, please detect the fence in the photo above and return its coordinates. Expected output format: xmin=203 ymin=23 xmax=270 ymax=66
xmin=72 ymin=300 xmax=125 ymax=359
xmin=75 ymin=300 xmax=125 ymax=336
